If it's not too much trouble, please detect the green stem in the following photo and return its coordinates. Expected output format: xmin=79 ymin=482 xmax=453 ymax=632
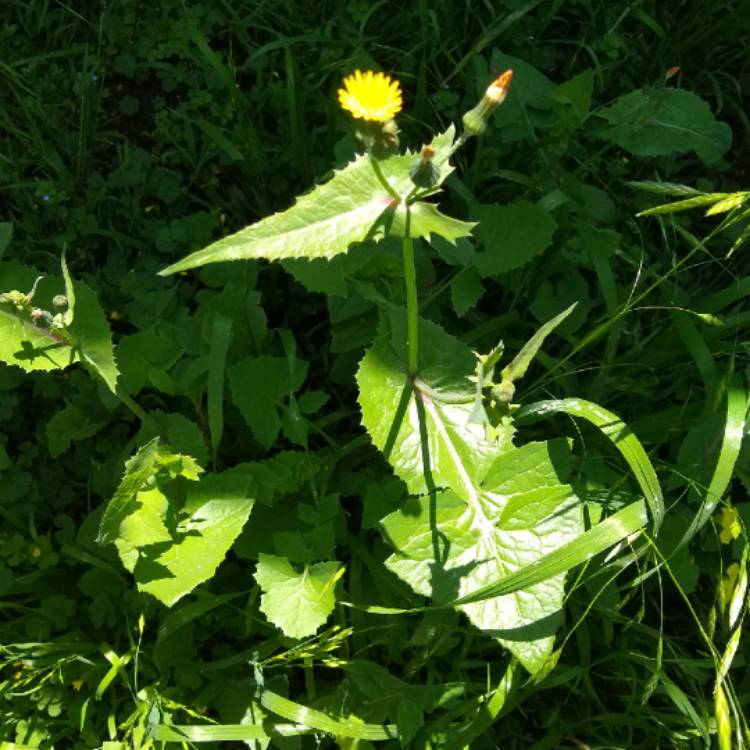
xmin=402 ymin=215 xmax=419 ymax=376
xmin=115 ymin=386 xmax=162 ymax=435
xmin=368 ymin=152 xmax=400 ymax=201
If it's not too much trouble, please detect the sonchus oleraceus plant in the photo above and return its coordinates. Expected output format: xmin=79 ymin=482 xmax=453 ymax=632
xmin=0 ymin=69 xmax=667 ymax=688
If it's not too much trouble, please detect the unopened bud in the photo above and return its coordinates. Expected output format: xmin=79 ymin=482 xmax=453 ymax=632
xmin=462 ymin=69 xmax=514 ymax=137
xmin=30 ymin=308 xmax=54 ymax=326
xmin=358 ymin=119 xmax=400 ymax=158
xmin=52 ymin=294 xmax=68 ymax=309
xmin=409 ymin=144 xmax=441 ymax=188
xmin=492 ymin=379 xmax=515 ymax=404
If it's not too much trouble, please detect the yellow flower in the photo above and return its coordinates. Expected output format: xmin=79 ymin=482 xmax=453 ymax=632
xmin=717 ymin=505 xmax=741 ymax=545
xmin=338 ymin=70 xmax=402 ymax=122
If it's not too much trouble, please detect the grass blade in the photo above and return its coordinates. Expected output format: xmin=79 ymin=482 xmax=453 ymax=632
xmin=516 ymin=398 xmax=664 ymax=532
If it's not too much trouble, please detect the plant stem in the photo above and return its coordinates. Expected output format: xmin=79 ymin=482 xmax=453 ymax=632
xmin=402 ymin=220 xmax=419 ymax=376
xmin=368 ymin=152 xmax=400 ymax=201
xmin=115 ymin=386 xmax=162 ymax=435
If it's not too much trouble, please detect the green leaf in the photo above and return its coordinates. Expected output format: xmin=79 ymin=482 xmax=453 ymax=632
xmin=381 ymin=440 xmax=583 ymax=674
xmin=116 ymin=331 xmax=181 ymax=396
xmin=159 ymin=154 xmax=397 ymax=274
xmin=97 ymin=438 xmax=167 ymax=546
xmin=160 ymin=127 xmax=458 ymax=275
xmin=99 ymin=441 xmax=256 ymax=606
xmin=46 ymin=404 xmax=107 ymax=458
xmin=261 ymin=689 xmax=397 ymax=740
xmin=551 ymin=69 xmax=594 ymax=122
xmin=0 ymin=261 xmax=118 ymax=391
xmin=157 ymin=135 xmax=426 ymax=277
xmin=388 ymin=201 xmax=475 ymax=244
xmin=254 ymin=553 xmax=342 ymax=638
xmin=498 ymin=303 xmax=576 ymax=394
xmin=471 ymin=201 xmax=556 ymax=276
xmin=597 ymin=87 xmax=732 ymax=164
xmin=126 ymin=471 xmax=256 ymax=606
xmin=229 ymin=355 xmax=308 ymax=449
xmin=450 ymin=267 xmax=484 ymax=317
xmin=357 ymin=312 xmax=507 ymax=498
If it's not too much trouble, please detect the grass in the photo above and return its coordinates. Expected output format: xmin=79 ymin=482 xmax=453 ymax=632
xmin=1 ymin=0 xmax=749 ymax=748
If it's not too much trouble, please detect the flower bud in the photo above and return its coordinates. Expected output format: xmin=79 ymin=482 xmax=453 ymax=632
xmin=52 ymin=294 xmax=68 ymax=309
xmin=30 ymin=308 xmax=54 ymax=326
xmin=356 ymin=119 xmax=400 ymax=158
xmin=462 ymin=69 xmax=514 ymax=137
xmin=409 ymin=145 xmax=441 ymax=189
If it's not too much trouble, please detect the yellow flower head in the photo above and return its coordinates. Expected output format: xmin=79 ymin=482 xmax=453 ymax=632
xmin=338 ymin=70 xmax=402 ymax=122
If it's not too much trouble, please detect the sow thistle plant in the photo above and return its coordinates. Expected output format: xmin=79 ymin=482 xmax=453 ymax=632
xmin=154 ymin=68 xmax=664 ymax=671
xmin=0 ymin=69 xmax=680 ymax=739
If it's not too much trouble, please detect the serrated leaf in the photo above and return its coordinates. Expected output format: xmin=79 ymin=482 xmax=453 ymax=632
xmin=471 ymin=201 xmax=556 ymax=276
xmin=100 ymin=442 xmax=256 ymax=606
xmin=126 ymin=471 xmax=256 ymax=606
xmin=381 ymin=440 xmax=583 ymax=674
xmin=160 ymin=127 xmax=458 ymax=275
xmin=597 ymin=87 xmax=731 ymax=164
xmin=255 ymin=553 xmax=342 ymax=638
xmin=357 ymin=311 xmax=508 ymax=497
xmin=388 ymin=201 xmax=475 ymax=244
xmin=0 ymin=261 xmax=118 ymax=391
xmin=97 ymin=438 xmax=166 ymax=546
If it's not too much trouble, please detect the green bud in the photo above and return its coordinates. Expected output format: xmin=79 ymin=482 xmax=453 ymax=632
xmin=492 ymin=379 xmax=515 ymax=404
xmin=53 ymin=294 xmax=68 ymax=309
xmin=409 ymin=145 xmax=441 ymax=188
xmin=356 ymin=119 xmax=400 ymax=158
xmin=30 ymin=308 xmax=54 ymax=327
xmin=462 ymin=69 xmax=514 ymax=138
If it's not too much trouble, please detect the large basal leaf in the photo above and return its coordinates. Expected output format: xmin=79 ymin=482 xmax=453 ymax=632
xmin=254 ymin=553 xmax=342 ymax=639
xmin=0 ymin=261 xmax=118 ymax=391
xmin=381 ymin=440 xmax=583 ymax=674
xmin=160 ymin=127 xmax=460 ymax=275
xmin=99 ymin=440 xmax=255 ymax=607
xmin=357 ymin=311 xmax=508 ymax=498
xmin=596 ymin=87 xmax=731 ymax=165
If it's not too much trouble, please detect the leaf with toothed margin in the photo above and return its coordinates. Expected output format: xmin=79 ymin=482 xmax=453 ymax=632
xmin=356 ymin=309 xmax=513 ymax=498
xmin=0 ymin=260 xmax=118 ymax=392
xmin=380 ymin=440 xmax=584 ymax=674
xmin=160 ymin=127 xmax=461 ymax=275
xmin=387 ymin=201 xmax=475 ymax=243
